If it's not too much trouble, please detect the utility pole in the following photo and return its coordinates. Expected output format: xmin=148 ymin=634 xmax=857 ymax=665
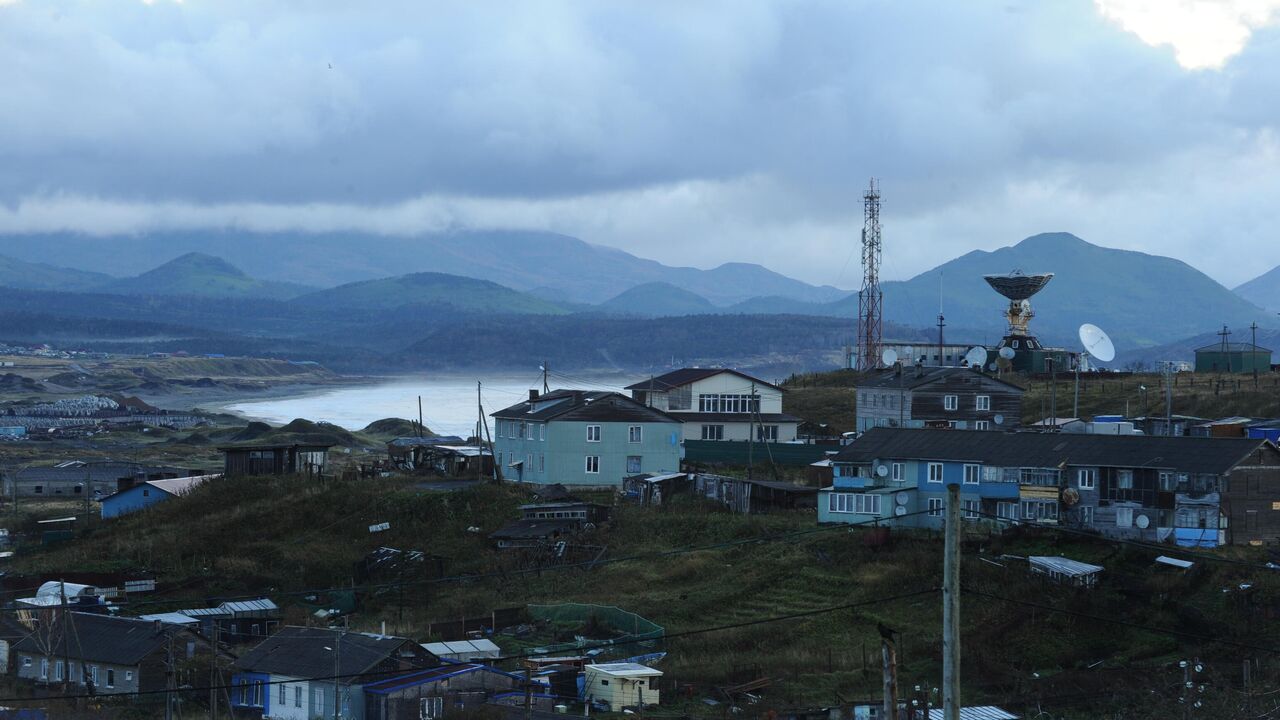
xmin=747 ymin=382 xmax=755 ymax=481
xmin=936 ymin=313 xmax=946 ymax=367
xmin=1251 ymin=322 xmax=1260 ymax=388
xmin=942 ymin=483 xmax=961 ymax=720
xmin=524 ymin=666 xmax=533 ymax=720
xmin=209 ymin=622 xmax=218 ymax=720
xmin=333 ymin=630 xmax=343 ymax=720
xmin=1047 ymin=357 xmax=1057 ymax=428
xmin=417 ymin=395 xmax=424 ymax=438
xmin=542 ymin=362 xmax=549 ymax=395
xmin=881 ymin=632 xmax=898 ymax=720
xmin=1164 ymin=362 xmax=1174 ymax=437
xmin=165 ymin=630 xmax=175 ymax=720
xmin=479 ymin=382 xmax=499 ymax=482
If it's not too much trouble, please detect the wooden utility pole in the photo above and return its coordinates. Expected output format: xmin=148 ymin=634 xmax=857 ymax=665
xmin=524 ymin=666 xmax=533 ymax=720
xmin=417 ymin=395 xmax=424 ymax=438
xmin=479 ymin=382 xmax=499 ymax=482
xmin=881 ymin=635 xmax=898 ymax=720
xmin=209 ymin=622 xmax=218 ymax=720
xmin=942 ymin=482 xmax=961 ymax=720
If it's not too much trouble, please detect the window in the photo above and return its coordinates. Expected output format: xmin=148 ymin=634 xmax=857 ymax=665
xmin=279 ymin=684 xmax=286 ymax=706
xmin=313 ymin=687 xmax=325 ymax=714
xmin=627 ymin=456 xmax=642 ymax=474
xmin=585 ymin=456 xmax=600 ymax=474
xmin=891 ymin=463 xmax=905 ymax=482
xmin=828 ymin=493 xmax=881 ymax=515
xmin=974 ymin=420 xmax=990 ymax=430
xmin=1117 ymin=469 xmax=1134 ymax=489
xmin=1076 ymin=469 xmax=1096 ymax=490
xmin=40 ymin=659 xmax=48 ymax=680
xmin=1021 ymin=500 xmax=1058 ymax=521
xmin=601 ymin=679 xmax=610 ymax=686
xmin=497 ymin=451 xmax=503 ymax=467
xmin=539 ymin=424 xmax=545 ymax=441
xmin=963 ymin=464 xmax=981 ymax=485
xmin=21 ymin=657 xmax=30 ymax=668
xmin=997 ymin=502 xmax=1018 ymax=520
xmin=961 ymin=498 xmax=980 ymax=519
xmin=105 ymin=668 xmax=114 ymax=687
xmin=928 ymin=498 xmax=944 ymax=517
xmin=55 ymin=660 xmax=64 ymax=681
xmin=698 ymin=393 xmax=760 ymax=413
xmin=1079 ymin=506 xmax=1094 ymax=525
xmin=34 ymin=485 xmax=42 ymax=494
xmin=1012 ymin=340 xmax=1020 ymax=349
xmin=701 ymin=424 xmax=724 ymax=441
xmin=1159 ymin=471 xmax=1174 ymax=491
xmin=628 ymin=425 xmax=642 ymax=443
xmin=586 ymin=425 xmax=601 ymax=442
xmin=142 ymin=488 xmax=150 ymax=497
xmin=124 ymin=671 xmax=131 ymax=683
xmin=421 ymin=697 xmax=444 ymax=719
xmin=944 ymin=395 xmax=958 ymax=411
xmin=295 ymin=686 xmax=302 ymax=707
xmin=74 ymin=485 xmax=82 ymax=495
xmin=927 ymin=462 xmax=944 ymax=483
xmin=539 ymin=454 xmax=545 ymax=472
xmin=1116 ymin=507 xmax=1134 ymax=528
xmin=756 ymin=425 xmax=778 ymax=442
xmin=976 ymin=395 xmax=990 ymax=411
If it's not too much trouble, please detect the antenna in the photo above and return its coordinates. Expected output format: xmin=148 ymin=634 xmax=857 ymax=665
xmin=881 ymin=348 xmax=899 ymax=366
xmin=964 ymin=346 xmax=986 ymax=369
xmin=1075 ymin=323 xmax=1116 ymax=421
xmin=855 ymin=178 xmax=884 ymax=371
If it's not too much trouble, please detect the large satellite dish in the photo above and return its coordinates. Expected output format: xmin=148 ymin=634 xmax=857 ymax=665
xmin=895 ymin=492 xmax=909 ymax=506
xmin=993 ymin=414 xmax=1004 ymax=425
xmin=987 ymin=363 xmax=998 ymax=372
xmin=1079 ymin=323 xmax=1116 ymax=363
xmin=999 ymin=346 xmax=1016 ymax=360
xmin=1135 ymin=514 xmax=1150 ymax=529
xmin=964 ymin=346 xmax=987 ymax=368
xmin=876 ymin=464 xmax=889 ymax=478
xmin=882 ymin=348 xmax=899 ymax=366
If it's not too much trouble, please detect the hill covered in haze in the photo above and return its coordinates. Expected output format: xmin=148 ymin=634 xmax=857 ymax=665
xmin=100 ymin=252 xmax=313 ymax=299
xmin=294 ymin=272 xmax=568 ymax=314
xmin=1235 ymin=265 xmax=1280 ymax=313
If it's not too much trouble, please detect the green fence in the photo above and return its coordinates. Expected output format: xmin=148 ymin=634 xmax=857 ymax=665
xmin=684 ymin=440 xmax=832 ymax=466
xmin=528 ymin=603 xmax=663 ymax=654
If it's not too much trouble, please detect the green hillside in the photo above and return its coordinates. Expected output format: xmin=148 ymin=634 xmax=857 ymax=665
xmin=103 ymin=252 xmax=313 ymax=299
xmin=1235 ymin=264 xmax=1280 ymax=312
xmin=294 ymin=271 xmax=569 ymax=314
xmin=597 ymin=281 xmax=719 ymax=317
xmin=0 ymin=254 xmax=113 ymax=291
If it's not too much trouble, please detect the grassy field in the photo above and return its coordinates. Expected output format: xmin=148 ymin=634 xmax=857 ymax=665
xmin=6 ymin=475 xmax=1278 ymax=718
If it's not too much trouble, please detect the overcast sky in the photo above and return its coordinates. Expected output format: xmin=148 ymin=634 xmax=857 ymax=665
xmin=2 ymin=0 xmax=1279 ymax=289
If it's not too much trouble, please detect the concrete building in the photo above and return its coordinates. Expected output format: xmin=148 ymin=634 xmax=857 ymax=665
xmin=1194 ymin=342 xmax=1272 ymax=374
xmin=492 ymin=390 xmax=681 ymax=487
xmin=625 ymin=368 xmax=801 ymax=443
xmin=855 ymin=366 xmax=1024 ymax=433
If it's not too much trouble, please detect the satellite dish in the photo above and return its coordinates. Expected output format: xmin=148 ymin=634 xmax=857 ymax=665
xmin=894 ymin=506 xmax=907 ymax=517
xmin=994 ymin=414 xmax=1004 ymax=425
xmin=895 ymin=492 xmax=909 ymax=506
xmin=876 ymin=465 xmax=889 ymax=478
xmin=1135 ymin=514 xmax=1150 ymax=529
xmin=964 ymin=346 xmax=987 ymax=368
xmin=1079 ymin=323 xmax=1116 ymax=363
xmin=882 ymin=348 xmax=899 ymax=366
xmin=999 ymin=346 xmax=1016 ymax=360
xmin=987 ymin=363 xmax=998 ymax=372
xmin=996 ymin=357 xmax=1013 ymax=371
xmin=1061 ymin=488 xmax=1080 ymax=506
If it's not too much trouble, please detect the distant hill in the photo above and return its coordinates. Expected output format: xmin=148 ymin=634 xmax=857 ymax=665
xmin=875 ymin=233 xmax=1272 ymax=351
xmin=597 ymin=282 xmax=719 ymax=317
xmin=0 ymin=254 xmax=113 ymax=291
xmin=1115 ymin=327 xmax=1280 ymax=368
xmin=0 ymin=229 xmax=848 ymax=305
xmin=294 ymin=271 xmax=568 ymax=314
xmin=102 ymin=253 xmax=312 ymax=299
xmin=1235 ymin=265 xmax=1280 ymax=312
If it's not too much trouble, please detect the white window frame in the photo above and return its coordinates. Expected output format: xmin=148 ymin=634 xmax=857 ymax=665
xmin=1079 ymin=505 xmax=1094 ymax=525
xmin=701 ymin=424 xmax=724 ymax=441
xmin=944 ymin=395 xmax=958 ymax=411
xmin=756 ymin=424 xmax=779 ymax=442
xmin=928 ymin=497 xmax=944 ymax=517
xmin=539 ymin=423 xmax=545 ymax=441
xmin=586 ymin=425 xmax=601 ymax=442
xmin=279 ymin=683 xmax=287 ymax=706
xmin=1077 ymin=468 xmax=1096 ymax=490
xmin=961 ymin=498 xmax=980 ymax=519
xmin=55 ymin=660 xmax=64 ymax=682
xmin=313 ymin=687 xmax=325 ymax=715
xmin=296 ymin=685 xmax=303 ymax=707
xmin=1116 ymin=507 xmax=1134 ymax=529
xmin=585 ymin=456 xmax=600 ymax=474
xmin=927 ymin=462 xmax=944 ymax=483
xmin=974 ymin=420 xmax=990 ymax=430
xmin=891 ymin=462 xmax=905 ymax=482
xmin=1117 ymin=469 xmax=1134 ymax=489
xmin=828 ymin=493 xmax=881 ymax=515
xmin=975 ymin=395 xmax=991 ymax=411
xmin=963 ymin=464 xmax=981 ymax=485
xmin=627 ymin=455 xmax=642 ymax=474
xmin=997 ymin=501 xmax=1018 ymax=520
xmin=40 ymin=658 xmax=48 ymax=680
xmin=628 ymin=425 xmax=642 ymax=443
xmin=421 ymin=696 xmax=444 ymax=719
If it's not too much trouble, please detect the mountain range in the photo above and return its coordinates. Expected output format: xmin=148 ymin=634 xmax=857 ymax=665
xmin=1235 ymin=265 xmax=1280 ymax=313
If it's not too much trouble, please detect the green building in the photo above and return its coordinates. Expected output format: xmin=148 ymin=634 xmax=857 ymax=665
xmin=1194 ymin=343 xmax=1273 ymax=374
xmin=492 ymin=389 xmax=683 ymax=487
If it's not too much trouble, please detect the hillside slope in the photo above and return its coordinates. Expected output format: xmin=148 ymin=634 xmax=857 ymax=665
xmin=0 ymin=254 xmax=113 ymax=291
xmin=293 ymin=271 xmax=568 ymax=314
xmin=1235 ymin=264 xmax=1280 ymax=312
xmin=102 ymin=252 xmax=313 ymax=299
xmin=597 ymin=282 xmax=719 ymax=317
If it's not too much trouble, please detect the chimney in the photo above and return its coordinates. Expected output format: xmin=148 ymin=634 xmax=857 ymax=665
xmin=529 ymin=389 xmax=540 ymax=402
xmin=153 ymin=619 xmax=164 ymax=636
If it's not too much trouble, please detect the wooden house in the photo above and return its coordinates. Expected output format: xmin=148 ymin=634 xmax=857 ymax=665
xmin=584 ymin=663 xmax=662 ymax=712
xmin=855 ymin=366 xmax=1024 ymax=433
xmin=362 ymin=664 xmax=527 ymax=720
xmin=218 ymin=443 xmax=332 ymax=477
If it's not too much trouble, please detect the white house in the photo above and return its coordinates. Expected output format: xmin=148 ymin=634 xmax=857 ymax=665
xmin=626 ymin=369 xmax=801 ymax=443
xmin=584 ymin=663 xmax=662 ymax=711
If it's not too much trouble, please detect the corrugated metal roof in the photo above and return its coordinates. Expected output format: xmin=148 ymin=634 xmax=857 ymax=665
xmin=586 ymin=663 xmax=662 ymax=677
xmin=1029 ymin=556 xmax=1104 ymax=577
xmin=221 ymin=598 xmax=279 ymax=615
xmin=1155 ymin=555 xmax=1194 ymax=569
xmin=625 ymin=368 xmax=782 ymax=392
xmin=421 ymin=639 xmax=500 ymax=656
xmin=139 ymin=612 xmax=200 ymax=625
xmin=928 ymin=707 xmax=1018 ymax=720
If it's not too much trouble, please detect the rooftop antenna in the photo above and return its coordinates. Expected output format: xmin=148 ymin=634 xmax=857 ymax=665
xmin=1218 ymin=324 xmax=1232 ymax=371
xmin=1076 ymin=323 xmax=1115 ymax=421
xmin=936 ymin=272 xmax=946 ymax=366
xmin=856 ymin=178 xmax=884 ymax=371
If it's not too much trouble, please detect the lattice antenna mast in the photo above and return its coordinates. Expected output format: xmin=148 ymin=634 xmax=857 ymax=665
xmin=856 ymin=178 xmax=884 ymax=371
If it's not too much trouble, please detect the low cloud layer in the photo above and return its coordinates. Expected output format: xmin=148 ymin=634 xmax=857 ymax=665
xmin=1 ymin=0 xmax=1279 ymax=288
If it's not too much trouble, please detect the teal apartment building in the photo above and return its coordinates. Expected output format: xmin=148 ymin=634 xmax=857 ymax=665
xmin=492 ymin=389 xmax=682 ymax=487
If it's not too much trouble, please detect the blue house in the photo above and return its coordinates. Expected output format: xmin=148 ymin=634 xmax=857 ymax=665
xmin=100 ymin=475 xmax=216 ymax=519
xmin=819 ymin=427 xmax=1276 ymax=547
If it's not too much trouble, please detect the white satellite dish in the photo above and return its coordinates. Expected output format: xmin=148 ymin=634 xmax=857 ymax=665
xmin=964 ymin=346 xmax=987 ymax=368
xmin=895 ymin=492 xmax=909 ymax=506
xmin=1079 ymin=323 xmax=1116 ymax=363
xmin=882 ymin=348 xmax=899 ymax=366
xmin=876 ymin=464 xmax=889 ymax=478
xmin=1135 ymin=514 xmax=1150 ymax=529
xmin=894 ymin=506 xmax=907 ymax=517
xmin=987 ymin=363 xmax=998 ymax=372
xmin=999 ymin=346 xmax=1016 ymax=360
xmin=993 ymin=414 xmax=1004 ymax=425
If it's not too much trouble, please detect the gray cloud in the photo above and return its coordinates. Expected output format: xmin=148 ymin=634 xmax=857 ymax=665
xmin=0 ymin=0 xmax=1278 ymax=288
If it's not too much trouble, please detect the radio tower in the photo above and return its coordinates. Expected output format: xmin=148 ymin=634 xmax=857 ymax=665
xmin=856 ymin=178 xmax=884 ymax=371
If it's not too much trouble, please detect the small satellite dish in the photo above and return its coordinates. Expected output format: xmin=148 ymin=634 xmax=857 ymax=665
xmin=994 ymin=414 xmax=1004 ymax=425
xmin=999 ymin=346 xmax=1016 ymax=360
xmin=1135 ymin=514 xmax=1150 ymax=529
xmin=895 ymin=492 xmax=909 ymax=506
xmin=964 ymin=346 xmax=987 ymax=368
xmin=882 ymin=348 xmax=899 ymax=366
xmin=894 ymin=506 xmax=907 ymax=517
xmin=1061 ymin=488 xmax=1080 ymax=506
xmin=987 ymin=363 xmax=997 ymax=372
xmin=876 ymin=464 xmax=889 ymax=478
xmin=1079 ymin=323 xmax=1116 ymax=363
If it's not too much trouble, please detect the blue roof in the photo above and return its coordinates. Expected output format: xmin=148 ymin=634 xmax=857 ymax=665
xmin=362 ymin=664 xmax=525 ymax=695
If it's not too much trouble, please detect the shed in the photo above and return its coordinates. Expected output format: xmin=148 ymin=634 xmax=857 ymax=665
xmin=100 ymin=474 xmax=218 ymax=519
xmin=621 ymin=473 xmax=689 ymax=506
xmin=1028 ymin=556 xmax=1104 ymax=588
xmin=584 ymin=663 xmax=662 ymax=712
xmin=218 ymin=443 xmax=331 ymax=477
xmin=362 ymin=664 xmax=527 ymax=720
xmin=1195 ymin=342 xmax=1272 ymax=374
xmin=928 ymin=708 xmax=1019 ymax=720
xmin=420 ymin=639 xmax=501 ymax=662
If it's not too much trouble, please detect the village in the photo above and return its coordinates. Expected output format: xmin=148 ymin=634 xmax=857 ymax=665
xmin=0 ymin=263 xmax=1275 ymax=720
